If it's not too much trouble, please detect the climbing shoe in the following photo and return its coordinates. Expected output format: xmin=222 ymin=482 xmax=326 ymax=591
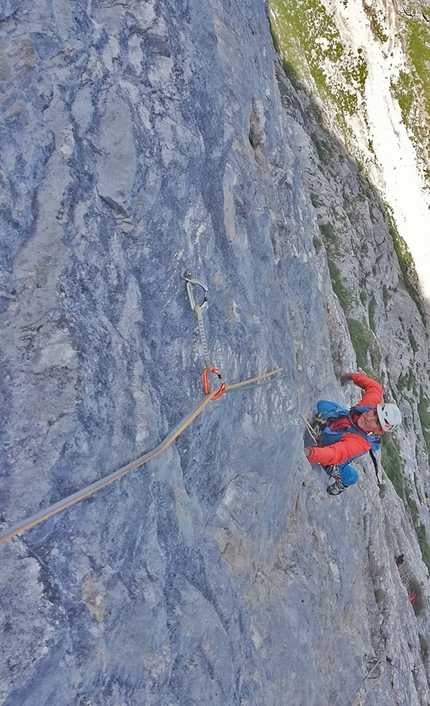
xmin=327 ymin=479 xmax=348 ymax=496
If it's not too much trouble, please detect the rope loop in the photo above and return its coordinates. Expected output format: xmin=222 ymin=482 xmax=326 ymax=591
xmin=0 ymin=366 xmax=282 ymax=545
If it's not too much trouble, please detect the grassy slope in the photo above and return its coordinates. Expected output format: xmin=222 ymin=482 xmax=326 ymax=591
xmin=269 ymin=0 xmax=367 ymax=125
xmin=269 ymin=0 xmax=430 ymax=178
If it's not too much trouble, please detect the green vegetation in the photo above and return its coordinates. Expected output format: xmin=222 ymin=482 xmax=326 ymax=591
xmin=414 ymin=472 xmax=424 ymax=505
xmin=362 ymin=3 xmax=388 ymax=43
xmin=405 ymin=487 xmax=419 ymax=525
xmin=418 ymin=390 xmax=430 ymax=454
xmin=385 ymin=205 xmax=425 ymax=321
xmin=402 ymin=474 xmax=430 ymax=582
xmin=408 ymin=329 xmax=418 ymax=354
xmin=409 ymin=576 xmax=426 ymax=616
xmin=328 ymin=261 xmax=351 ymax=313
xmin=391 ymin=71 xmax=416 ymax=123
xmin=386 ymin=207 xmax=419 ymax=288
xmin=381 ymin=434 xmax=404 ymax=499
xmin=269 ymin=16 xmax=281 ymax=53
xmin=368 ymin=296 xmax=377 ymax=333
xmin=390 ymin=21 xmax=430 ymax=182
xmin=419 ymin=633 xmax=429 ymax=662
xmin=408 ymin=21 xmax=430 ymax=124
xmin=347 ymin=318 xmax=370 ymax=368
xmin=416 ymin=524 xmax=430 ymax=574
xmin=311 ymin=134 xmax=333 ymax=164
xmin=270 ymin=0 xmax=430 ymax=190
xmin=317 ymin=222 xmax=354 ymax=312
xmin=377 ymin=436 xmax=427 ymax=552
xmin=319 ymin=222 xmax=340 ymax=256
xmin=397 ymin=368 xmax=417 ymax=395
xmin=269 ymin=0 xmax=430 ymax=599
xmin=269 ymin=0 xmax=368 ymax=127
xmin=381 ymin=435 xmax=430 ymax=583
xmin=347 ymin=318 xmax=381 ymax=370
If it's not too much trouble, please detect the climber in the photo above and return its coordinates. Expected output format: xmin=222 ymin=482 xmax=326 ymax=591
xmin=304 ymin=372 xmax=402 ymax=496
xmin=395 ymin=553 xmax=405 ymax=567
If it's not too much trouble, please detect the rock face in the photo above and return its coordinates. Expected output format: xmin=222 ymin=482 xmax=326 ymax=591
xmin=1 ymin=1 xmax=430 ymax=705
xmin=269 ymin=0 xmax=430 ymax=300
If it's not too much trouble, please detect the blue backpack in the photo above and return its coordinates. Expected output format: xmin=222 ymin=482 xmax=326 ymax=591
xmin=317 ymin=400 xmax=381 ymax=473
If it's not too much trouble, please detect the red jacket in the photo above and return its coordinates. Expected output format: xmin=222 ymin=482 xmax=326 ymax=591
xmin=308 ymin=374 xmax=383 ymax=466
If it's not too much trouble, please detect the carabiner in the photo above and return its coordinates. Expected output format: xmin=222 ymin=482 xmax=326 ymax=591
xmin=202 ymin=366 xmax=227 ymax=401
xmin=181 ymin=268 xmax=208 ymax=313
xmin=211 ymin=382 xmax=227 ymax=401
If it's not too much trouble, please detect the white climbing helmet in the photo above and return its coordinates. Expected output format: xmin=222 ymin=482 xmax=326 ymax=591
xmin=376 ymin=403 xmax=402 ymax=432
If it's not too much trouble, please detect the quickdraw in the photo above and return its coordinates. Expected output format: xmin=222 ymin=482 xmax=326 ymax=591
xmin=203 ymin=366 xmax=225 ymax=399
xmin=181 ymin=269 xmax=227 ymax=400
xmin=0 ymin=270 xmax=283 ymax=545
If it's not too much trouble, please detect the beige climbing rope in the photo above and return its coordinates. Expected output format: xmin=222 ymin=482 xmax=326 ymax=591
xmin=0 ymin=270 xmax=282 ymax=545
xmin=0 ymin=367 xmax=282 ymax=545
xmin=339 ymin=658 xmax=384 ymax=706
xmin=300 ymin=412 xmax=319 ymax=444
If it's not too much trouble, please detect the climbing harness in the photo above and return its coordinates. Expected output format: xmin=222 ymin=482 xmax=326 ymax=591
xmin=0 ymin=271 xmax=282 ymax=545
xmin=181 ymin=268 xmax=226 ymax=400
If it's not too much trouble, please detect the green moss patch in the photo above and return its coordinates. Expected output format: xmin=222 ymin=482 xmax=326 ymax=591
xmin=381 ymin=434 xmax=404 ymax=499
xmin=418 ymin=389 xmax=430 ymax=454
xmin=328 ymin=261 xmax=351 ymax=313
xmin=347 ymin=318 xmax=381 ymax=370
xmin=409 ymin=576 xmax=426 ymax=615
xmin=397 ymin=368 xmax=417 ymax=395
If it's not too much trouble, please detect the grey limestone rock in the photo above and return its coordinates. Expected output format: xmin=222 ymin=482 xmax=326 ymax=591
xmin=1 ymin=1 xmax=430 ymax=705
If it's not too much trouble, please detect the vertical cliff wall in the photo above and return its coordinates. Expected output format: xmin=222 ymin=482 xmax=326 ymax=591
xmin=1 ymin=1 xmax=430 ymax=705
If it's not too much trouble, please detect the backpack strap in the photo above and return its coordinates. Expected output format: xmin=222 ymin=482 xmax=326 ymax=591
xmin=369 ymin=448 xmax=380 ymax=482
xmin=322 ymin=409 xmax=381 ymax=478
xmin=348 ymin=410 xmax=381 ymax=482
xmin=347 ymin=411 xmax=380 ymax=442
